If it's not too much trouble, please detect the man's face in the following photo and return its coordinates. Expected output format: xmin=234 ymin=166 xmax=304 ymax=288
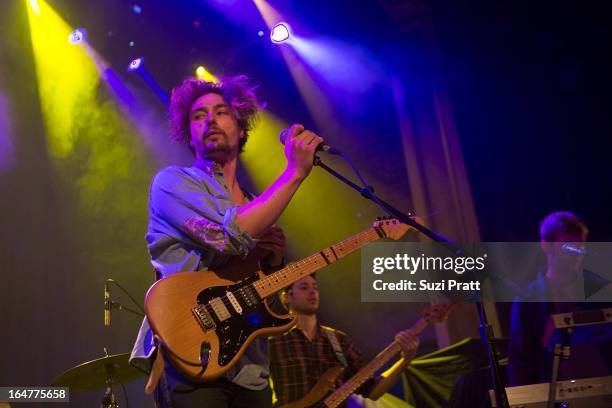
xmin=542 ymin=231 xmax=587 ymax=273
xmin=189 ymin=93 xmax=243 ymax=161
xmin=285 ymin=276 xmax=319 ymax=315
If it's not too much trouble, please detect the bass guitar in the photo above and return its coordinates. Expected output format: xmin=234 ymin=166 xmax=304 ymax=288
xmin=281 ymin=302 xmax=458 ymax=408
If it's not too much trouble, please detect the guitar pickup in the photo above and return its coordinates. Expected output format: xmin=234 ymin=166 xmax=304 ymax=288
xmin=237 ymin=284 xmax=260 ymax=307
xmin=226 ymin=291 xmax=243 ymax=315
xmin=209 ymin=297 xmax=231 ymax=321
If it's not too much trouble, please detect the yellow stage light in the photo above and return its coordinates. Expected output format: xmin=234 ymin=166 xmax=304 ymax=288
xmin=195 ymin=65 xmax=217 ymax=83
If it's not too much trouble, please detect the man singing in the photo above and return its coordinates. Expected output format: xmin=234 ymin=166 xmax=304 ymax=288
xmin=130 ymin=75 xmax=323 ymax=407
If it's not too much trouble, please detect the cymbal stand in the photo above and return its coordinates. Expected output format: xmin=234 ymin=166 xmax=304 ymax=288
xmin=100 ymin=348 xmax=120 ymax=408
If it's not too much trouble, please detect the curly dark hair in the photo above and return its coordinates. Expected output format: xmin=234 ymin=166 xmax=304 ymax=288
xmin=168 ymin=75 xmax=262 ymax=154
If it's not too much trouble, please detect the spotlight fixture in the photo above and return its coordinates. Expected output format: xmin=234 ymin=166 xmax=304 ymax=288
xmin=132 ymin=5 xmax=142 ymax=14
xmin=127 ymin=57 xmax=144 ymax=72
xmin=68 ymin=28 xmax=87 ymax=44
xmin=125 ymin=57 xmax=170 ymax=106
xmin=270 ymin=22 xmax=290 ymax=43
xmin=195 ymin=66 xmax=216 ymax=82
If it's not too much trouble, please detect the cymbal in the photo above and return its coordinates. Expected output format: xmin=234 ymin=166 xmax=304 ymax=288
xmin=52 ymin=353 xmax=144 ymax=393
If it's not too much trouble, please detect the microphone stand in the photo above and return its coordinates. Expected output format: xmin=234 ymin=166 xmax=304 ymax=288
xmin=313 ymin=154 xmax=510 ymax=408
xmin=547 ymin=328 xmax=573 ymax=408
xmin=104 ymin=279 xmax=146 ymax=327
xmin=108 ymin=301 xmax=145 ymax=318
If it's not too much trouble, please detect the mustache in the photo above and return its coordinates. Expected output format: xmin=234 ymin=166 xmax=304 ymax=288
xmin=205 ymin=127 xmax=226 ymax=137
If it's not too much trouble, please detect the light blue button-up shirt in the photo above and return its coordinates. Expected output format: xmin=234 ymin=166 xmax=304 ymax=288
xmin=130 ymin=164 xmax=270 ymax=390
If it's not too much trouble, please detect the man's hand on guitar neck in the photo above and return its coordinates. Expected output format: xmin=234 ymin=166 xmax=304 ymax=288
xmin=396 ymin=329 xmax=420 ymax=361
xmin=367 ymin=329 xmax=420 ymax=401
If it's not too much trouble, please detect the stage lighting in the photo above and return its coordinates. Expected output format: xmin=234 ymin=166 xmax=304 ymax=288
xmin=195 ymin=66 xmax=217 ymax=82
xmin=68 ymin=28 xmax=87 ymax=44
xmin=133 ymin=5 xmax=142 ymax=14
xmin=270 ymin=22 xmax=290 ymax=43
xmin=258 ymin=30 xmax=264 ymax=37
xmin=127 ymin=57 xmax=144 ymax=72
xmin=28 ymin=0 xmax=40 ymax=16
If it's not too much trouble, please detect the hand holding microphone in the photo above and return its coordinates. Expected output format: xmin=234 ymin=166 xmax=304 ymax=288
xmin=279 ymin=124 xmax=340 ymax=181
xmin=280 ymin=124 xmax=321 ymax=180
xmin=279 ymin=127 xmax=340 ymax=155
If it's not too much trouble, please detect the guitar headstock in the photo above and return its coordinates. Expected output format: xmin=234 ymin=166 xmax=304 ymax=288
xmin=422 ymin=302 xmax=458 ymax=324
xmin=373 ymin=217 xmax=411 ymax=241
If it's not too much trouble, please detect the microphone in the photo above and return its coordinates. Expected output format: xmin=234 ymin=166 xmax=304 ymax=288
xmin=104 ymin=279 xmax=112 ymax=327
xmin=562 ymin=243 xmax=587 ymax=256
xmin=279 ymin=129 xmax=341 ymax=155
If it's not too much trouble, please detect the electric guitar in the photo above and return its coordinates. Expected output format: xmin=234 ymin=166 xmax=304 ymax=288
xmin=281 ymin=302 xmax=458 ymax=408
xmin=144 ymin=218 xmax=411 ymax=382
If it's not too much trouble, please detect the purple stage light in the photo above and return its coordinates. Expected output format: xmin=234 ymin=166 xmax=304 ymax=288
xmin=68 ymin=28 xmax=87 ymax=44
xmin=127 ymin=57 xmax=143 ymax=72
xmin=270 ymin=23 xmax=290 ymax=43
xmin=133 ymin=5 xmax=142 ymax=14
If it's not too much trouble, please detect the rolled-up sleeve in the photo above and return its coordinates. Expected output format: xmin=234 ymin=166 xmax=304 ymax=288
xmin=222 ymin=205 xmax=257 ymax=256
xmin=150 ymin=167 xmax=256 ymax=257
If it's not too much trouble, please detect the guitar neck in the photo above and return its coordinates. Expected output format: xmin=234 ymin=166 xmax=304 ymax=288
xmin=253 ymin=227 xmax=383 ymax=298
xmin=323 ymin=317 xmax=429 ymax=408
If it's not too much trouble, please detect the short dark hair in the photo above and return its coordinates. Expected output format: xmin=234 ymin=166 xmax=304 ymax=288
xmin=285 ymin=273 xmax=317 ymax=294
xmin=539 ymin=211 xmax=588 ymax=241
xmin=168 ymin=75 xmax=262 ymax=154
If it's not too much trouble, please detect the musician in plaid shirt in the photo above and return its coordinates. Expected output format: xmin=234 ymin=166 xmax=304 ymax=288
xmin=269 ymin=275 xmax=419 ymax=406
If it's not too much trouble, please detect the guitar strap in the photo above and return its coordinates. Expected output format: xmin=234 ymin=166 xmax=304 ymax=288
xmin=323 ymin=327 xmax=348 ymax=367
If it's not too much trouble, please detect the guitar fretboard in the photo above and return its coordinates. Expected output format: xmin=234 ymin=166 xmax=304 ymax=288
xmin=324 ymin=317 xmax=430 ymax=408
xmin=253 ymin=227 xmax=383 ymax=298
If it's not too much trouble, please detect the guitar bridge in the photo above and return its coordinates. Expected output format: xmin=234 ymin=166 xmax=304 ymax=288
xmin=192 ymin=304 xmax=215 ymax=332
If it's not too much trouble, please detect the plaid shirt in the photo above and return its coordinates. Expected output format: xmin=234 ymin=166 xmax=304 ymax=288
xmin=269 ymin=323 xmax=375 ymax=406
